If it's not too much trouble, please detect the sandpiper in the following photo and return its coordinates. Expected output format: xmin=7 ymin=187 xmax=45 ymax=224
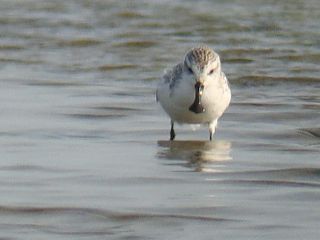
xmin=156 ymin=45 xmax=231 ymax=140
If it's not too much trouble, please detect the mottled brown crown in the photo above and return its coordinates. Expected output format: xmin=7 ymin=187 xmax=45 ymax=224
xmin=185 ymin=46 xmax=217 ymax=70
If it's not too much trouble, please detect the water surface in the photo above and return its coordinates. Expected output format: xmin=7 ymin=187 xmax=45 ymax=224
xmin=0 ymin=0 xmax=320 ymax=239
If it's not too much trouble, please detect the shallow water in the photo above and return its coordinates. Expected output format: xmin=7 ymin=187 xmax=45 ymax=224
xmin=1 ymin=0 xmax=320 ymax=239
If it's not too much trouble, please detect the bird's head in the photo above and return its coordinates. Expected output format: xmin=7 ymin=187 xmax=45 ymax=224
xmin=184 ymin=46 xmax=221 ymax=114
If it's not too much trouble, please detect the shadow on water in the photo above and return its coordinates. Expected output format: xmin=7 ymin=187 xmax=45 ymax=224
xmin=157 ymin=140 xmax=231 ymax=172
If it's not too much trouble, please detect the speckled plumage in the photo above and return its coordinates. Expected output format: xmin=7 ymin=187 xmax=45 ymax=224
xmin=163 ymin=63 xmax=183 ymax=92
xmin=185 ymin=46 xmax=217 ymax=70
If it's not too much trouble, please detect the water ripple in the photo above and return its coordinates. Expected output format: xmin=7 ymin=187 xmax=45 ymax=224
xmin=0 ymin=206 xmax=237 ymax=223
xmin=298 ymin=128 xmax=320 ymax=138
xmin=233 ymin=75 xmax=320 ymax=85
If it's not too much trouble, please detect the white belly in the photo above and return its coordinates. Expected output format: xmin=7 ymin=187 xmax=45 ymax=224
xmin=157 ymin=80 xmax=231 ymax=124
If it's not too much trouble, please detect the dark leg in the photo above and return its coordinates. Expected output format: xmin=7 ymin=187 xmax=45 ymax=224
xmin=209 ymin=121 xmax=217 ymax=141
xmin=170 ymin=120 xmax=175 ymax=140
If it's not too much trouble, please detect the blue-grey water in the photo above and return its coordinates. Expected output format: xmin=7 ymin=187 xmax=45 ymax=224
xmin=1 ymin=0 xmax=320 ymax=239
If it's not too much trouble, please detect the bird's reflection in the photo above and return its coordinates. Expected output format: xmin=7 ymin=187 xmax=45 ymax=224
xmin=157 ymin=140 xmax=232 ymax=172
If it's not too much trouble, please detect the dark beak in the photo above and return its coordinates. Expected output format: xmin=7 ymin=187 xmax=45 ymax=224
xmin=189 ymin=82 xmax=205 ymax=114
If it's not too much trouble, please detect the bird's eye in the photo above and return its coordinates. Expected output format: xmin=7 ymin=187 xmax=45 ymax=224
xmin=209 ymin=69 xmax=214 ymax=75
xmin=187 ymin=66 xmax=193 ymax=74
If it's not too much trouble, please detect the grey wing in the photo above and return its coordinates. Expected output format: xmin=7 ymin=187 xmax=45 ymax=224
xmin=220 ymin=72 xmax=230 ymax=93
xmin=156 ymin=63 xmax=183 ymax=101
xmin=156 ymin=68 xmax=171 ymax=102
xmin=166 ymin=63 xmax=183 ymax=91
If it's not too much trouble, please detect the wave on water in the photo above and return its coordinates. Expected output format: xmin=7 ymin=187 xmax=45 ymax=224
xmin=298 ymin=128 xmax=320 ymax=138
xmin=233 ymin=75 xmax=320 ymax=86
xmin=0 ymin=205 xmax=236 ymax=222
